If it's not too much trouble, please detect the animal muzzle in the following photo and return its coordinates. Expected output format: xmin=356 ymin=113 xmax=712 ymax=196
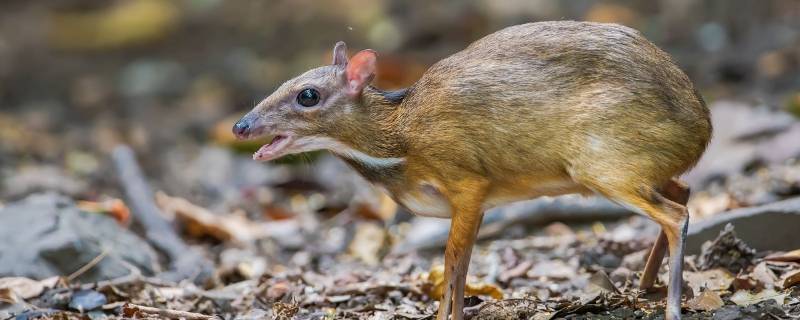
xmin=232 ymin=113 xmax=262 ymax=140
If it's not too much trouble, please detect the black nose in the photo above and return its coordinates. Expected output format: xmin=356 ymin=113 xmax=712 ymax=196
xmin=232 ymin=119 xmax=250 ymax=138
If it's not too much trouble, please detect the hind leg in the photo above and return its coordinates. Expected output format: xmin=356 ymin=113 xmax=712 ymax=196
xmin=640 ymin=179 xmax=690 ymax=290
xmin=584 ymin=182 xmax=688 ymax=320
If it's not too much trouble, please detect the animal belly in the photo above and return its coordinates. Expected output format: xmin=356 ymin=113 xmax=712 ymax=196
xmin=484 ymin=178 xmax=588 ymax=209
xmin=398 ymin=192 xmax=451 ymax=218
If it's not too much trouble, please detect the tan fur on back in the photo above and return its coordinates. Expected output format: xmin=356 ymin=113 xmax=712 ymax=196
xmin=372 ymin=21 xmax=711 ymax=208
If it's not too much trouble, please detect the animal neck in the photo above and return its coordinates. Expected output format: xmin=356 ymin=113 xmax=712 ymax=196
xmin=329 ymin=86 xmax=410 ymax=168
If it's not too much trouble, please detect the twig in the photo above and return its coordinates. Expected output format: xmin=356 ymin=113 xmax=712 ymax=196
xmin=67 ymin=248 xmax=109 ymax=282
xmin=111 ymin=145 xmax=214 ymax=284
xmin=394 ymin=195 xmax=631 ymax=252
xmin=122 ymin=303 xmax=217 ymax=320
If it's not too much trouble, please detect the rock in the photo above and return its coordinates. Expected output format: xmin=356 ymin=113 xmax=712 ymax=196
xmin=68 ymin=290 xmax=107 ymax=312
xmin=0 ymin=193 xmax=160 ymax=282
xmin=712 ymin=305 xmax=746 ymax=320
xmin=687 ymin=197 xmax=800 ymax=254
xmin=3 ymin=166 xmax=87 ymax=199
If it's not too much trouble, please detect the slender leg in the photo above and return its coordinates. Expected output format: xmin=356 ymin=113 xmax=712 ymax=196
xmin=640 ymin=179 xmax=689 ymax=290
xmin=593 ymin=181 xmax=688 ymax=320
xmin=436 ymin=179 xmax=487 ymax=320
xmin=665 ymin=216 xmax=689 ymax=319
xmin=640 ymin=231 xmax=667 ymax=290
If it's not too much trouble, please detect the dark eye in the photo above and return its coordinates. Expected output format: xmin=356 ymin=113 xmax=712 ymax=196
xmin=296 ymin=88 xmax=320 ymax=107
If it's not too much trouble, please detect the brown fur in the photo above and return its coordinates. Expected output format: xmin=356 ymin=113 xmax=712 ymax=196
xmin=235 ymin=21 xmax=712 ymax=320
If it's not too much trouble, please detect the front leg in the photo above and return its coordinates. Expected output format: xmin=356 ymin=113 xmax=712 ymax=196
xmin=436 ymin=178 xmax=488 ymax=320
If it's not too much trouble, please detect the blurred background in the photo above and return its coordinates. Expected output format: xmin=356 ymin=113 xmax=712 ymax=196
xmin=1 ymin=0 xmax=800 ymax=318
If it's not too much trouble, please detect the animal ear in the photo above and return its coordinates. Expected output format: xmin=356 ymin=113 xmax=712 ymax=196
xmin=345 ymin=49 xmax=377 ymax=97
xmin=332 ymin=41 xmax=347 ymax=66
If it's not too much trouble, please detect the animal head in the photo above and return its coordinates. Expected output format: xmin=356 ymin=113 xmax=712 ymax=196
xmin=232 ymin=42 xmax=378 ymax=161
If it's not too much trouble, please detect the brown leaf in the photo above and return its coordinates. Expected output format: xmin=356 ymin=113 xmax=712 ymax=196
xmin=498 ymin=260 xmax=533 ymax=283
xmin=348 ymin=222 xmax=389 ymax=265
xmin=732 ymin=275 xmax=760 ymax=292
xmin=764 ymin=249 xmax=800 ymax=263
xmin=686 ymin=290 xmax=725 ymax=311
xmin=77 ymin=198 xmax=130 ymax=225
xmin=782 ymin=270 xmax=800 ymax=289
xmin=424 ymin=265 xmax=504 ymax=300
xmin=156 ymin=192 xmax=299 ymax=244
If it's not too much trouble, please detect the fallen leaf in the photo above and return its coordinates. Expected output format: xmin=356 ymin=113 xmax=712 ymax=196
xmin=684 ymin=269 xmax=735 ymax=296
xmin=587 ymin=270 xmax=619 ymax=294
xmin=751 ymin=262 xmax=779 ymax=289
xmin=466 ymin=283 xmax=504 ymax=300
xmin=326 ymin=295 xmax=352 ymax=303
xmin=0 ymin=277 xmax=48 ymax=301
xmin=498 ymin=260 xmax=533 ymax=283
xmin=424 ymin=265 xmax=504 ymax=300
xmin=764 ymin=249 xmax=800 ymax=263
xmin=265 ymin=280 xmax=292 ymax=300
xmin=783 ymin=270 xmax=800 ymax=289
xmin=732 ymin=275 xmax=760 ymax=291
xmin=77 ymin=198 xmax=130 ymax=225
xmin=527 ymin=260 xmax=576 ymax=279
xmin=686 ymin=290 xmax=725 ymax=311
xmin=729 ymin=289 xmax=788 ymax=306
xmin=156 ymin=192 xmax=299 ymax=244
xmin=579 ymin=271 xmax=619 ymax=304
xmin=348 ymin=222 xmax=388 ymax=265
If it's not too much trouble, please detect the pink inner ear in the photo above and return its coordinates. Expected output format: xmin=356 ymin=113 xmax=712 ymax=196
xmin=345 ymin=50 xmax=377 ymax=96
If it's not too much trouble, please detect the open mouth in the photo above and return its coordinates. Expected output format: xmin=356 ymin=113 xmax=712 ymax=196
xmin=253 ymin=134 xmax=293 ymax=161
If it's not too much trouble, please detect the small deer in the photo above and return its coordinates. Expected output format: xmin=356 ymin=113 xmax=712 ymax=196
xmin=233 ymin=21 xmax=711 ymax=320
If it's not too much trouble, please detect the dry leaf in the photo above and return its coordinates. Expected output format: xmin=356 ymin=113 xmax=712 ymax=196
xmin=0 ymin=277 xmax=54 ymax=301
xmin=156 ymin=192 xmax=299 ymax=244
xmin=732 ymin=275 xmax=760 ymax=291
xmin=686 ymin=290 xmax=725 ymax=311
xmin=684 ymin=268 xmax=735 ymax=296
xmin=466 ymin=283 xmax=504 ymax=300
xmin=588 ymin=270 xmax=619 ymax=294
xmin=579 ymin=271 xmax=619 ymax=304
xmin=751 ymin=262 xmax=779 ymax=289
xmin=764 ymin=249 xmax=800 ymax=263
xmin=783 ymin=270 xmax=800 ymax=289
xmin=729 ymin=289 xmax=788 ymax=306
xmin=527 ymin=260 xmax=576 ymax=279
xmin=77 ymin=198 xmax=130 ymax=225
xmin=348 ymin=222 xmax=388 ymax=265
xmin=424 ymin=265 xmax=503 ymax=300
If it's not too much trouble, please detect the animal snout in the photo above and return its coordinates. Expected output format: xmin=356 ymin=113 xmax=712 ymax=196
xmin=232 ymin=115 xmax=256 ymax=139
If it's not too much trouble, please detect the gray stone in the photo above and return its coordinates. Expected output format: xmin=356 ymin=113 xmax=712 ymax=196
xmin=68 ymin=290 xmax=107 ymax=312
xmin=0 ymin=193 xmax=160 ymax=282
xmin=687 ymin=196 xmax=800 ymax=254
